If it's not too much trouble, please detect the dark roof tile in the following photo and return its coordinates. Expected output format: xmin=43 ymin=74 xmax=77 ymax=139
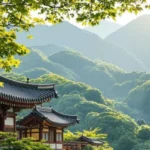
xmin=17 ymin=106 xmax=79 ymax=127
xmin=0 ymin=76 xmax=58 ymax=107
xmin=77 ymin=136 xmax=104 ymax=145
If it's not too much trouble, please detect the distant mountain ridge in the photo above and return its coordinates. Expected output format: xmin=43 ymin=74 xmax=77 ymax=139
xmin=85 ymin=20 xmax=122 ymax=38
xmin=106 ymin=15 xmax=150 ymax=71
xmin=31 ymin=44 xmax=72 ymax=57
xmin=16 ymin=22 xmax=146 ymax=72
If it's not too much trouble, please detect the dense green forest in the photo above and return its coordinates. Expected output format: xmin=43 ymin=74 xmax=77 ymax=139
xmin=13 ymin=49 xmax=150 ymax=101
xmin=10 ymin=47 xmax=150 ymax=125
xmin=2 ymin=70 xmax=150 ymax=149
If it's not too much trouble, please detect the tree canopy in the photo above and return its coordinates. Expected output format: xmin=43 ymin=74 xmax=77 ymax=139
xmin=0 ymin=0 xmax=150 ymax=71
xmin=0 ymin=132 xmax=53 ymax=150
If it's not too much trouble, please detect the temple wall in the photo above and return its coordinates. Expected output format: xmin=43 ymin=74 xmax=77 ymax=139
xmin=5 ymin=117 xmax=14 ymax=126
xmin=45 ymin=143 xmax=63 ymax=150
xmin=5 ymin=111 xmax=16 ymax=132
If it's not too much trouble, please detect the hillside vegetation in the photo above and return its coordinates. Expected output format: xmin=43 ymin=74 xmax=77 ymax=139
xmin=13 ymin=48 xmax=79 ymax=81
xmin=49 ymin=50 xmax=150 ymax=100
xmin=2 ymin=72 xmax=150 ymax=150
xmin=49 ymin=51 xmax=118 ymax=95
xmin=13 ymin=49 xmax=150 ymax=101
xmin=5 ymin=49 xmax=150 ymax=124
xmin=126 ymin=80 xmax=150 ymax=118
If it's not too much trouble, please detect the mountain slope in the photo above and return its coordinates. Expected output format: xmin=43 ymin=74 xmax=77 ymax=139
xmin=3 ymin=73 xmax=139 ymax=147
xmin=49 ymin=50 xmax=124 ymax=96
xmin=126 ymin=80 xmax=150 ymax=114
xmin=16 ymin=22 xmax=146 ymax=72
xmin=49 ymin=51 xmax=150 ymax=100
xmin=31 ymin=44 xmax=72 ymax=56
xmin=22 ymin=68 xmax=50 ymax=78
xmin=85 ymin=20 xmax=122 ymax=38
xmin=106 ymin=15 xmax=150 ymax=71
xmin=13 ymin=48 xmax=79 ymax=81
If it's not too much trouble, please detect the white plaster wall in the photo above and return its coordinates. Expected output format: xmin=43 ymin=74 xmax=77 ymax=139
xmin=56 ymin=144 xmax=62 ymax=149
xmin=8 ymin=109 xmax=13 ymax=112
xmin=50 ymin=144 xmax=56 ymax=149
xmin=45 ymin=143 xmax=62 ymax=150
xmin=5 ymin=117 xmax=14 ymax=126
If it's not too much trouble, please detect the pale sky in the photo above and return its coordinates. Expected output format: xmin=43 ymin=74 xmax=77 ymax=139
xmin=115 ymin=10 xmax=150 ymax=25
xmin=112 ymin=0 xmax=150 ymax=25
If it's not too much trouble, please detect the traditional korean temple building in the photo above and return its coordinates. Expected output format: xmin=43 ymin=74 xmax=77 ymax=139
xmin=64 ymin=135 xmax=104 ymax=150
xmin=0 ymin=76 xmax=57 ymax=132
xmin=17 ymin=106 xmax=79 ymax=150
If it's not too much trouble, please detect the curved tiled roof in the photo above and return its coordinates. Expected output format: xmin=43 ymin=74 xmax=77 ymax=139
xmin=17 ymin=106 xmax=79 ymax=127
xmin=0 ymin=76 xmax=58 ymax=108
xmin=77 ymin=136 xmax=104 ymax=145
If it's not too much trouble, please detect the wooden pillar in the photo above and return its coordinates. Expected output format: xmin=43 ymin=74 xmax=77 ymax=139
xmin=14 ymin=113 xmax=16 ymax=132
xmin=0 ymin=105 xmax=9 ymax=132
xmin=25 ymin=128 xmax=27 ymax=138
xmin=19 ymin=130 xmax=22 ymax=139
xmin=54 ymin=128 xmax=56 ymax=142
xmin=39 ymin=126 xmax=43 ymax=141
xmin=62 ymin=129 xmax=64 ymax=150
xmin=78 ymin=144 xmax=81 ymax=150
xmin=30 ymin=128 xmax=32 ymax=137
xmin=48 ymin=127 xmax=50 ymax=143
xmin=62 ymin=129 xmax=64 ymax=142
xmin=0 ymin=114 xmax=5 ymax=131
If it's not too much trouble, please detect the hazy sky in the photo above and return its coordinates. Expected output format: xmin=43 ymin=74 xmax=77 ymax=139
xmin=115 ymin=11 xmax=150 ymax=25
xmin=112 ymin=0 xmax=150 ymax=25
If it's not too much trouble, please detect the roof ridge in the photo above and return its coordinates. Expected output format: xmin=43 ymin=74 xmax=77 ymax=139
xmin=52 ymin=109 xmax=79 ymax=119
xmin=36 ymin=106 xmax=53 ymax=112
xmin=35 ymin=106 xmax=78 ymax=118
xmin=36 ymin=106 xmax=78 ymax=119
xmin=0 ymin=76 xmax=55 ymax=89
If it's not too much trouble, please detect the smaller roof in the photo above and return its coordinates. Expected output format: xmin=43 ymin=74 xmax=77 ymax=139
xmin=17 ymin=106 xmax=79 ymax=127
xmin=77 ymin=136 xmax=104 ymax=146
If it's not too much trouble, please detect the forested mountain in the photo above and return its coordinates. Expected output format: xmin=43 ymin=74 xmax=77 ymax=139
xmin=106 ymin=15 xmax=150 ymax=71
xmin=126 ymin=80 xmax=150 ymax=119
xmin=13 ymin=48 xmax=79 ymax=81
xmin=85 ymin=20 xmax=122 ymax=38
xmin=14 ymin=49 xmax=122 ymax=97
xmin=4 ymin=49 xmax=150 ymax=150
xmin=12 ymin=48 xmax=150 ymax=102
xmin=49 ymin=50 xmax=120 ymax=96
xmin=48 ymin=51 xmax=150 ymax=123
xmin=48 ymin=51 xmax=150 ymax=99
xmin=16 ymin=22 xmax=145 ymax=72
xmin=2 ymin=72 xmax=150 ymax=150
